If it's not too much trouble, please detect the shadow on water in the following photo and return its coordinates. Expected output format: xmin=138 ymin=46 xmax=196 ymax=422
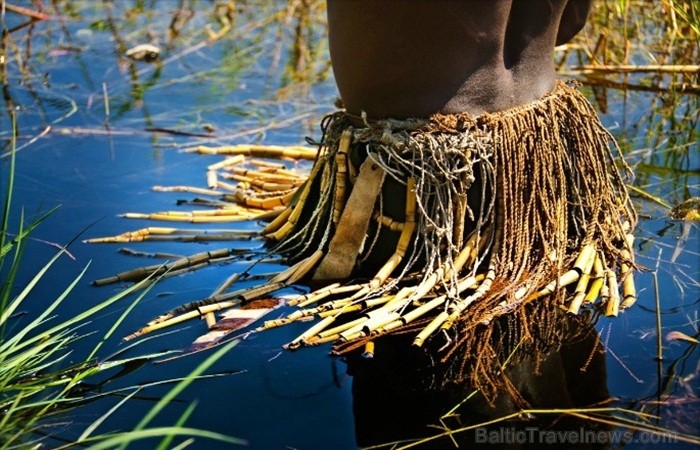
xmin=349 ymin=312 xmax=613 ymax=449
xmin=0 ymin=1 xmax=698 ymax=448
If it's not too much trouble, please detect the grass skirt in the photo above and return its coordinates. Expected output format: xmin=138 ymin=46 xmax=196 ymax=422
xmin=91 ymin=81 xmax=637 ymax=397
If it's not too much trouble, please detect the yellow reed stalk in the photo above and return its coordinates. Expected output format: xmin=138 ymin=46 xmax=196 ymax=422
xmin=249 ymin=159 xmax=287 ymax=170
xmin=161 ymin=284 xmax=283 ymax=333
xmin=336 ymin=308 xmax=391 ymax=341
xmin=265 ymin=159 xmax=323 ymax=241
xmin=457 ymin=274 xmax=485 ymax=291
xmin=369 ymin=178 xmax=417 ymax=289
xmin=238 ymin=194 xmax=293 ymax=210
xmin=283 ymin=283 xmax=340 ymax=306
xmin=373 ymin=213 xmax=405 ymax=232
xmin=599 ymin=270 xmax=610 ymax=303
xmin=584 ymin=278 xmax=605 ymax=305
xmin=122 ymin=227 xmax=178 ymax=237
xmin=403 ymin=231 xmax=480 ymax=303
xmin=605 ymin=269 xmax=620 ymax=317
xmin=394 ymin=274 xmax=484 ymax=334
xmin=248 ymin=209 xmax=284 ymax=221
xmin=237 ymin=282 xmax=286 ymax=302
xmin=121 ymin=211 xmax=263 ymax=222
xmin=394 ymin=276 xmax=481 ymax=337
xmin=413 ymin=311 xmax=449 ymax=348
xmin=340 ymin=311 xmax=402 ymax=341
xmin=568 ymin=247 xmax=597 ymax=314
xmin=90 ymin=226 xmax=258 ymax=243
xmin=207 ymin=154 xmax=246 ymax=171
xmin=257 ymin=317 xmax=294 ymax=331
xmin=387 ymin=287 xmax=414 ymax=307
xmin=140 ymin=209 xmax=251 ymax=217
xmin=450 ymin=232 xmax=480 ymax=275
xmin=191 ymin=144 xmax=318 ymax=160
xmin=573 ymin=243 xmax=597 ymax=272
xmin=229 ymin=167 xmax=304 ymax=183
xmin=294 ymin=284 xmax=361 ymax=307
xmin=204 ymin=312 xmax=216 ymax=328
xmin=285 ymin=298 xmax=353 ymax=321
xmin=362 ymin=341 xmax=375 ymax=358
xmin=83 ymin=236 xmax=126 ymax=244
xmin=227 ymin=175 xmax=297 ymax=192
xmin=232 ymin=179 xmax=301 ymax=191
xmin=374 ymin=286 xmax=446 ymax=335
xmin=317 ymin=293 xmax=405 ymax=337
xmin=213 ymin=180 xmax=239 ymax=192
xmin=158 ymin=261 xmax=221 ymax=279
xmin=453 ymin=192 xmax=468 ymax=249
xmin=262 ymin=206 xmax=292 ymax=235
xmin=84 ymin=226 xmax=169 ymax=243
xmin=529 ymin=269 xmax=580 ymax=301
xmin=286 ymin=250 xmax=324 ymax=284
xmin=287 ymin=315 xmax=337 ymax=348
xmin=206 ymin=170 xmax=218 ymax=189
xmin=152 ymin=185 xmax=221 ymax=196
xmin=211 ymin=272 xmax=241 ymax=297
xmin=318 ymin=317 xmax=366 ymax=339
xmin=441 ymin=268 xmax=495 ymax=331
xmin=317 ymin=304 xmax=363 ymax=317
xmin=584 ymin=253 xmax=606 ymax=304
xmin=295 ymin=294 xmax=394 ymax=322
xmin=620 ymin=234 xmax=637 ymax=309
xmin=329 ymin=295 xmax=396 ymax=317
xmin=125 ymin=310 xmax=199 ymax=341
xmin=306 ymin=333 xmax=341 ymax=345
xmin=124 ymin=300 xmax=238 ymax=341
xmin=264 ymin=168 xmax=301 ymax=178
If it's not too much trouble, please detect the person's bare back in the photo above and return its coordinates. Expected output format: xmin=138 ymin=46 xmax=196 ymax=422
xmin=327 ymin=0 xmax=591 ymax=119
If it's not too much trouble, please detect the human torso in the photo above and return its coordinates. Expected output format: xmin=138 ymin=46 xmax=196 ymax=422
xmin=327 ymin=0 xmax=589 ymax=118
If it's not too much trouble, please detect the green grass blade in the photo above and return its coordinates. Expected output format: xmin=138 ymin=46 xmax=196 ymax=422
xmin=1 ymin=276 xmax=154 ymax=356
xmin=1 ymin=261 xmax=90 ymax=353
xmin=79 ymin=427 xmax=246 ymax=449
xmin=77 ymin=389 xmax=141 ymax=442
xmin=85 ymin=271 xmax=163 ymax=362
xmin=156 ymin=401 xmax=198 ymax=450
xmin=0 ymin=244 xmax=70 ymax=327
xmin=0 ymin=207 xmax=58 ymax=259
xmin=0 ymin=112 xmax=17 ymax=274
xmin=169 ymin=438 xmax=195 ymax=450
xmin=124 ymin=339 xmax=239 ymax=447
xmin=0 ymin=210 xmax=27 ymax=325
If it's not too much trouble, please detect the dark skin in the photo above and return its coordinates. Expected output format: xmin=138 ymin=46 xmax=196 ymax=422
xmin=327 ymin=0 xmax=592 ymax=119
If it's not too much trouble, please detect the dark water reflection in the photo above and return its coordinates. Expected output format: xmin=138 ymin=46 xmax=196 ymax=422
xmin=349 ymin=313 xmax=611 ymax=449
xmin=1 ymin=2 xmax=698 ymax=449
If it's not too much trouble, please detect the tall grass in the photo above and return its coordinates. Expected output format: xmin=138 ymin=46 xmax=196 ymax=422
xmin=0 ymin=116 xmax=243 ymax=448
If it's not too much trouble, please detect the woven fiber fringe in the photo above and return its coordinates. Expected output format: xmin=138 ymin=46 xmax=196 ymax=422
xmin=103 ymin=81 xmax=636 ymax=398
xmin=257 ymin=81 xmax=636 ymax=391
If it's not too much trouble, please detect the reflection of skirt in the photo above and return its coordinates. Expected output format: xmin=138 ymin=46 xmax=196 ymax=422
xmin=110 ymin=80 xmax=637 ymax=397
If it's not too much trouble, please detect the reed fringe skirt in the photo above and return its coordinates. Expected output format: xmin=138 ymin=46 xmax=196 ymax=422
xmin=95 ymin=81 xmax=637 ymax=396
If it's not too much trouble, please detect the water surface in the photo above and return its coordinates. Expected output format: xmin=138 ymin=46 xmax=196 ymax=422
xmin=1 ymin=2 xmax=697 ymax=449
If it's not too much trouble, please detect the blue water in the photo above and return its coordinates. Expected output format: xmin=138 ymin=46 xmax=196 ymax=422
xmin=1 ymin=3 xmax=697 ymax=449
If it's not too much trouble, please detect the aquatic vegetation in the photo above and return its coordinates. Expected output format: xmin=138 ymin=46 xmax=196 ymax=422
xmin=0 ymin=81 xmax=242 ymax=450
